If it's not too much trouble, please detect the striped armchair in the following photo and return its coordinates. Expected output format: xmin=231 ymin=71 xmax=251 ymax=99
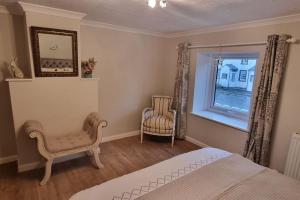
xmin=141 ymin=96 xmax=176 ymax=147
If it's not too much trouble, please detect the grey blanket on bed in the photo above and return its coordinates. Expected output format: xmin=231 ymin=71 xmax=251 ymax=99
xmin=136 ymin=154 xmax=300 ymax=200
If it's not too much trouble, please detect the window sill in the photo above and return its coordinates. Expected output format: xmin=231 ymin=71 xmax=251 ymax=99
xmin=190 ymin=111 xmax=249 ymax=132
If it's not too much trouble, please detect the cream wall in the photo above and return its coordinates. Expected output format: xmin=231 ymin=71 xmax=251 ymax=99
xmin=164 ymin=21 xmax=300 ymax=172
xmin=80 ymin=25 xmax=168 ymax=137
xmin=0 ymin=13 xmax=30 ymax=160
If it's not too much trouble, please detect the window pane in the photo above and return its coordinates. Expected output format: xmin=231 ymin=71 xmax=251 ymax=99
xmin=214 ymin=58 xmax=257 ymax=113
xmin=239 ymin=70 xmax=247 ymax=82
xmin=241 ymin=59 xmax=248 ymax=65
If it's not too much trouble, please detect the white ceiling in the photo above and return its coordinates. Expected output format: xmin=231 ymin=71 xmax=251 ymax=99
xmin=2 ymin=0 xmax=300 ymax=33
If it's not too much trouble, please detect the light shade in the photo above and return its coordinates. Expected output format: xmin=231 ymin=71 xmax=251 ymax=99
xmin=148 ymin=0 xmax=156 ymax=8
xmin=160 ymin=0 xmax=167 ymax=8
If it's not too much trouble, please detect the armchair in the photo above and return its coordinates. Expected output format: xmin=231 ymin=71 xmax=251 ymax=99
xmin=24 ymin=112 xmax=107 ymax=185
xmin=141 ymin=96 xmax=176 ymax=147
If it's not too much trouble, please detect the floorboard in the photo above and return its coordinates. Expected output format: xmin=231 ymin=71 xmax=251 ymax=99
xmin=0 ymin=135 xmax=199 ymax=200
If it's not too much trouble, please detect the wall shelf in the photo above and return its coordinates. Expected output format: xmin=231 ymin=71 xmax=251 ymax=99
xmin=5 ymin=78 xmax=33 ymax=82
xmin=80 ymin=77 xmax=99 ymax=81
xmin=5 ymin=78 xmax=99 ymax=82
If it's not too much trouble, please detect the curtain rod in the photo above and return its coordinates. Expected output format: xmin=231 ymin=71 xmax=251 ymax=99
xmin=182 ymin=37 xmax=297 ymax=49
xmin=188 ymin=42 xmax=266 ymax=49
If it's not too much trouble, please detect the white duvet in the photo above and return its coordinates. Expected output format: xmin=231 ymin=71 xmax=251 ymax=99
xmin=70 ymin=148 xmax=231 ymax=200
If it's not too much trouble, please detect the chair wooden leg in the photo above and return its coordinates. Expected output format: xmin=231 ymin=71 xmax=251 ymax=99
xmin=40 ymin=159 xmax=53 ymax=186
xmin=171 ymin=135 xmax=175 ymax=148
xmin=87 ymin=150 xmax=93 ymax=156
xmin=141 ymin=131 xmax=143 ymax=144
xmin=92 ymin=148 xmax=104 ymax=169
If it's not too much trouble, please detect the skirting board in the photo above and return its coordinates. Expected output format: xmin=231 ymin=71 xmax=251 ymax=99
xmin=18 ymin=152 xmax=87 ymax=172
xmin=184 ymin=136 xmax=209 ymax=148
xmin=17 ymin=130 xmax=140 ymax=172
xmin=0 ymin=154 xmax=18 ymax=165
xmin=102 ymin=130 xmax=140 ymax=143
xmin=5 ymin=131 xmax=206 ymax=171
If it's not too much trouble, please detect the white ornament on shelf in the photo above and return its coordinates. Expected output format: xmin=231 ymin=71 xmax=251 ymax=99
xmin=9 ymin=57 xmax=24 ymax=78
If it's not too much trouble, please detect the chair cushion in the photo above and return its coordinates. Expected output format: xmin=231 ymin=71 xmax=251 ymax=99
xmin=45 ymin=131 xmax=96 ymax=153
xmin=143 ymin=115 xmax=174 ymax=134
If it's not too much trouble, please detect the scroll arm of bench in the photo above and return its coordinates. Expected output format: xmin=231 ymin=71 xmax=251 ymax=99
xmin=85 ymin=112 xmax=108 ymax=144
xmin=86 ymin=112 xmax=108 ymax=128
xmin=23 ymin=120 xmax=50 ymax=159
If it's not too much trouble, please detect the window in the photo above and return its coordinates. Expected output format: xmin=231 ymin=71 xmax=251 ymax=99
xmin=239 ymin=70 xmax=247 ymax=82
xmin=231 ymin=73 xmax=236 ymax=81
xmin=217 ymin=70 xmax=221 ymax=79
xmin=241 ymin=59 xmax=248 ymax=65
xmin=250 ymin=75 xmax=254 ymax=82
xmin=192 ymin=52 xmax=260 ymax=131
xmin=221 ymin=73 xmax=228 ymax=79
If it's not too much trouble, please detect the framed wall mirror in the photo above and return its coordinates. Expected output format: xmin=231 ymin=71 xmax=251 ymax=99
xmin=31 ymin=26 xmax=78 ymax=77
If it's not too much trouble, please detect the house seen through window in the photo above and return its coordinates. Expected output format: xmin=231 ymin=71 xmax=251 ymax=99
xmin=214 ymin=57 xmax=257 ymax=115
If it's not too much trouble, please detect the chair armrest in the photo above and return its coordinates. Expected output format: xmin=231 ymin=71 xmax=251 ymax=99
xmin=166 ymin=109 xmax=176 ymax=123
xmin=142 ymin=108 xmax=154 ymax=120
xmin=167 ymin=110 xmax=176 ymax=131
xmin=170 ymin=109 xmax=176 ymax=121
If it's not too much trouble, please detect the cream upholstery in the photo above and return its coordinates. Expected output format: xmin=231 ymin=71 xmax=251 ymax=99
xmin=44 ymin=131 xmax=95 ymax=153
xmin=24 ymin=112 xmax=107 ymax=185
xmin=143 ymin=115 xmax=173 ymax=134
xmin=141 ymin=96 xmax=176 ymax=147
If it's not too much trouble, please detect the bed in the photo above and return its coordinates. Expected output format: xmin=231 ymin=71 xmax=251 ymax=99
xmin=70 ymin=147 xmax=300 ymax=200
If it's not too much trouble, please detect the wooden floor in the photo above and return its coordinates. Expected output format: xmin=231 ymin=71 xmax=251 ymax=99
xmin=0 ymin=135 xmax=199 ymax=200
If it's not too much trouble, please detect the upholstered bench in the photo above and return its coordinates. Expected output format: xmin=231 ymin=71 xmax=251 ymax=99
xmin=24 ymin=112 xmax=107 ymax=185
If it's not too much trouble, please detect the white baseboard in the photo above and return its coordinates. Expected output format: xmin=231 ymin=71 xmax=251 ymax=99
xmin=185 ymin=136 xmax=209 ymax=148
xmin=18 ymin=161 xmax=42 ymax=172
xmin=0 ymin=154 xmax=18 ymax=165
xmin=17 ymin=130 xmax=140 ymax=172
xmin=18 ymin=152 xmax=87 ymax=172
xmin=102 ymin=130 xmax=140 ymax=143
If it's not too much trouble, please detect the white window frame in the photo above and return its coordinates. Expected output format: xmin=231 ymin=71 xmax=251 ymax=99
xmin=192 ymin=52 xmax=260 ymax=131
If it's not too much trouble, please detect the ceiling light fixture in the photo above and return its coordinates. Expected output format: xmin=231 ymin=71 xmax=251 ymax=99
xmin=160 ymin=0 xmax=167 ymax=8
xmin=148 ymin=0 xmax=156 ymax=8
xmin=147 ymin=0 xmax=167 ymax=8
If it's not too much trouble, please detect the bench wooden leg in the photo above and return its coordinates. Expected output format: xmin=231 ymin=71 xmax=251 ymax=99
xmin=92 ymin=148 xmax=104 ymax=169
xmin=40 ymin=159 xmax=53 ymax=185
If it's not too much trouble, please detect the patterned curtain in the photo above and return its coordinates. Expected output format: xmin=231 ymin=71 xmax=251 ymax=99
xmin=172 ymin=42 xmax=191 ymax=139
xmin=243 ymin=34 xmax=291 ymax=166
